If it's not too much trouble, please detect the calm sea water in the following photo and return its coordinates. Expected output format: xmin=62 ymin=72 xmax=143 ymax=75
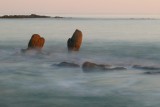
xmin=0 ymin=18 xmax=160 ymax=107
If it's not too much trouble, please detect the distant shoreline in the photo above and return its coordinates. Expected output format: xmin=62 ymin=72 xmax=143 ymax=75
xmin=0 ymin=14 xmax=66 ymax=19
xmin=0 ymin=14 xmax=159 ymax=20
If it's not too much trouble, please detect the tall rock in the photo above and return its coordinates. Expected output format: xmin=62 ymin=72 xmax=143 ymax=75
xmin=67 ymin=29 xmax=83 ymax=51
xmin=28 ymin=34 xmax=45 ymax=50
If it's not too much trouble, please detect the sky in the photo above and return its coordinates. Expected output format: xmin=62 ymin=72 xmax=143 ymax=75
xmin=0 ymin=0 xmax=160 ymax=15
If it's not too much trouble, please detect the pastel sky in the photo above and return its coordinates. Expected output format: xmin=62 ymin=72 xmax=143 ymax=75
xmin=0 ymin=0 xmax=160 ymax=15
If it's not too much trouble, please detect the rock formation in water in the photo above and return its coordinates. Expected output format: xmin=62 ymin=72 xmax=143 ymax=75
xmin=82 ymin=61 xmax=126 ymax=72
xmin=54 ymin=62 xmax=80 ymax=68
xmin=82 ymin=61 xmax=109 ymax=72
xmin=27 ymin=34 xmax=45 ymax=50
xmin=67 ymin=29 xmax=83 ymax=51
xmin=21 ymin=34 xmax=45 ymax=53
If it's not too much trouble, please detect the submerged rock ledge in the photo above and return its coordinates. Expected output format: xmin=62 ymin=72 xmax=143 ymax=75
xmin=54 ymin=62 xmax=80 ymax=68
xmin=82 ymin=61 xmax=126 ymax=72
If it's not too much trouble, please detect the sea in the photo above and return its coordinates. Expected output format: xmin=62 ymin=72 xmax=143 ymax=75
xmin=0 ymin=15 xmax=160 ymax=107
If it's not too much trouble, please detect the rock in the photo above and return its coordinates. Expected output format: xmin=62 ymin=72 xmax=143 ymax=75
xmin=82 ymin=61 xmax=109 ymax=72
xmin=28 ymin=34 xmax=45 ymax=50
xmin=132 ymin=65 xmax=160 ymax=70
xmin=82 ymin=61 xmax=126 ymax=72
xmin=21 ymin=34 xmax=45 ymax=53
xmin=67 ymin=29 xmax=83 ymax=51
xmin=54 ymin=62 xmax=80 ymax=68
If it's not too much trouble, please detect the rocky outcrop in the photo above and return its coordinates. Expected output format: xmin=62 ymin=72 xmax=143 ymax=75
xmin=82 ymin=61 xmax=107 ymax=72
xmin=28 ymin=34 xmax=45 ymax=50
xmin=82 ymin=61 xmax=126 ymax=72
xmin=21 ymin=34 xmax=45 ymax=53
xmin=54 ymin=62 xmax=80 ymax=68
xmin=67 ymin=29 xmax=83 ymax=51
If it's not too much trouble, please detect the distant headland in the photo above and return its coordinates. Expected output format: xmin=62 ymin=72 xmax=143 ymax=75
xmin=0 ymin=14 xmax=65 ymax=19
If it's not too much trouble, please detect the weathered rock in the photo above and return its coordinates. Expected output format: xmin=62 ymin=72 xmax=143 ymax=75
xmin=54 ymin=62 xmax=80 ymax=68
xmin=132 ymin=65 xmax=160 ymax=70
xmin=28 ymin=34 xmax=45 ymax=50
xmin=82 ymin=61 xmax=109 ymax=72
xmin=21 ymin=34 xmax=45 ymax=53
xmin=82 ymin=61 xmax=126 ymax=72
xmin=67 ymin=29 xmax=82 ymax=51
